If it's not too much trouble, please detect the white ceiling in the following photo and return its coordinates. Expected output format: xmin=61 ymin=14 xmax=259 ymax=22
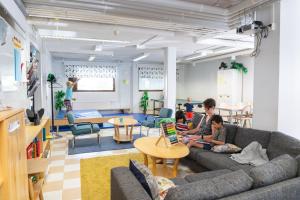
xmin=20 ymin=0 xmax=269 ymax=63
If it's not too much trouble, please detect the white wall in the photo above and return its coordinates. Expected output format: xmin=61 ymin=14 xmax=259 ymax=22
xmin=177 ymin=55 xmax=254 ymax=104
xmin=0 ymin=17 xmax=28 ymax=109
xmin=252 ymin=1 xmax=280 ymax=131
xmin=278 ymin=0 xmax=300 ymax=139
xmin=51 ymin=60 xmax=164 ymax=113
xmin=51 ymin=60 xmax=132 ymax=111
xmin=131 ymin=63 xmax=164 ymax=113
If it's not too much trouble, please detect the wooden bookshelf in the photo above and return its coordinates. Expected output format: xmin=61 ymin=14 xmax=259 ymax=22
xmin=0 ymin=109 xmax=29 ymax=200
xmin=25 ymin=117 xmax=51 ymax=147
xmin=27 ymin=159 xmax=49 ymax=175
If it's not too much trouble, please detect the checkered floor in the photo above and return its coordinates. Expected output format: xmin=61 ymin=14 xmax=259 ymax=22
xmin=42 ymin=127 xmax=159 ymax=200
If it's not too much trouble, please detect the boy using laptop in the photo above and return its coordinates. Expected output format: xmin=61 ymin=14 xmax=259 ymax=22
xmin=187 ymin=114 xmax=226 ymax=150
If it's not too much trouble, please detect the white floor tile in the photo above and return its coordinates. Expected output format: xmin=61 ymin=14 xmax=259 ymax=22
xmin=46 ymin=173 xmax=64 ymax=182
xmin=51 ymin=150 xmax=67 ymax=156
xmin=44 ymin=190 xmax=62 ymax=200
xmin=64 ymin=164 xmax=80 ymax=172
xmin=50 ymin=160 xmax=65 ymax=167
xmin=63 ymin=178 xmax=81 ymax=189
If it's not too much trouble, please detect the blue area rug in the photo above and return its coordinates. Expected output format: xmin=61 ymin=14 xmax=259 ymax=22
xmin=68 ymin=134 xmax=145 ymax=155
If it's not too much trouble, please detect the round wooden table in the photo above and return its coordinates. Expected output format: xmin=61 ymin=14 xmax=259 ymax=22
xmin=108 ymin=118 xmax=138 ymax=143
xmin=134 ymin=137 xmax=189 ymax=178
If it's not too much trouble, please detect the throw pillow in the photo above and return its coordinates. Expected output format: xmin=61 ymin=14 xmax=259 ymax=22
xmin=129 ymin=160 xmax=160 ymax=200
xmin=212 ymin=143 xmax=242 ymax=153
xmin=249 ymin=154 xmax=298 ymax=188
xmin=165 ymin=170 xmax=253 ymax=200
xmin=155 ymin=176 xmax=176 ymax=200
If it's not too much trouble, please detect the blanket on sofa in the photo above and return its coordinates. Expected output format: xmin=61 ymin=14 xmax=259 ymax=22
xmin=230 ymin=141 xmax=269 ymax=166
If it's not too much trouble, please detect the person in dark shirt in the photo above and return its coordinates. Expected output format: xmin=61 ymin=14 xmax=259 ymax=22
xmin=187 ymin=114 xmax=226 ymax=150
xmin=184 ymin=97 xmax=194 ymax=119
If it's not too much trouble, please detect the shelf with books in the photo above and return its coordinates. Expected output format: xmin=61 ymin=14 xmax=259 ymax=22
xmin=25 ymin=117 xmax=51 ymax=160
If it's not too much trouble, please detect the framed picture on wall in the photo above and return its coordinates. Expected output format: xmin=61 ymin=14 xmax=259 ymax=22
xmin=138 ymin=65 xmax=164 ymax=91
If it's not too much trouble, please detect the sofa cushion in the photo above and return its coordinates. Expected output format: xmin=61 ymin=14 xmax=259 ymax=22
xmin=234 ymin=127 xmax=271 ymax=149
xmin=229 ymin=164 xmax=254 ymax=174
xmin=296 ymin=155 xmax=300 ymax=176
xmin=165 ymin=170 xmax=253 ymax=200
xmin=190 ymin=148 xmax=239 ymax=170
xmin=267 ymin=131 xmax=300 ymax=160
xmin=170 ymin=178 xmax=188 ymax=186
xmin=249 ymin=154 xmax=298 ymax=188
xmin=185 ymin=169 xmax=232 ymax=182
xmin=223 ymin=124 xmax=238 ymax=144
xmin=129 ymin=160 xmax=160 ymax=200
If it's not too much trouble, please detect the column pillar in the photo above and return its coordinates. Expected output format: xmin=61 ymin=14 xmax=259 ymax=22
xmin=163 ymin=47 xmax=176 ymax=116
xmin=252 ymin=1 xmax=280 ymax=131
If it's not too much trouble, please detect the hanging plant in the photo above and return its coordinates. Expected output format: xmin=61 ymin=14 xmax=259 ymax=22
xmin=140 ymin=91 xmax=149 ymax=114
xmin=230 ymin=61 xmax=248 ymax=74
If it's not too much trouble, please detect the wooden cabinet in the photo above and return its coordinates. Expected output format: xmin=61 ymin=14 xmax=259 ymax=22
xmin=0 ymin=109 xmax=29 ymax=200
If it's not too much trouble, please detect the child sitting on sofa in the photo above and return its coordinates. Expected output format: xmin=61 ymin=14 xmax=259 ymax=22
xmin=175 ymin=110 xmax=189 ymax=131
xmin=187 ymin=114 xmax=226 ymax=150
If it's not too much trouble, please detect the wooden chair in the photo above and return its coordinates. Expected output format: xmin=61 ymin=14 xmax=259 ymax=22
xmin=231 ymin=105 xmax=253 ymax=128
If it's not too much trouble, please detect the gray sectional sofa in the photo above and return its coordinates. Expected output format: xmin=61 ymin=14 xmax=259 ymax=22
xmin=111 ymin=125 xmax=300 ymax=200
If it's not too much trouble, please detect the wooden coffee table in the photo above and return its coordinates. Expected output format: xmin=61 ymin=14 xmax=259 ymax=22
xmin=108 ymin=118 xmax=138 ymax=143
xmin=134 ymin=137 xmax=189 ymax=178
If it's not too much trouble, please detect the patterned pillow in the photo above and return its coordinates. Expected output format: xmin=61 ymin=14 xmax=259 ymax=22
xmin=129 ymin=160 xmax=160 ymax=200
xmin=212 ymin=143 xmax=241 ymax=153
xmin=155 ymin=176 xmax=176 ymax=200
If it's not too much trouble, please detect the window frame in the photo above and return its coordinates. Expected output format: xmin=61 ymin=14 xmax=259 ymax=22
xmin=69 ymin=77 xmax=116 ymax=92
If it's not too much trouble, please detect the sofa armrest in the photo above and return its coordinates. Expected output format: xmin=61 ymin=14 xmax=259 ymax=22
xmin=219 ymin=177 xmax=300 ymax=200
xmin=111 ymin=167 xmax=152 ymax=200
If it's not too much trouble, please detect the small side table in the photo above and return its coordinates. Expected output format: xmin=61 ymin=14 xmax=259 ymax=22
xmin=134 ymin=137 xmax=189 ymax=178
xmin=108 ymin=118 xmax=138 ymax=143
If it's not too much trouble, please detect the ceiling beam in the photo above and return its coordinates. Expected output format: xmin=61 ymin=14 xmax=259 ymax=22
xmin=50 ymin=49 xmax=114 ymax=56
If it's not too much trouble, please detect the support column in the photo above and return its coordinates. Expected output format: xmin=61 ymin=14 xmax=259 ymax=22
xmin=252 ymin=1 xmax=280 ymax=131
xmin=163 ymin=47 xmax=176 ymax=116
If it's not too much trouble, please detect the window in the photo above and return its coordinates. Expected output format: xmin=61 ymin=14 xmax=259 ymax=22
xmin=138 ymin=64 xmax=164 ymax=91
xmin=71 ymin=77 xmax=115 ymax=92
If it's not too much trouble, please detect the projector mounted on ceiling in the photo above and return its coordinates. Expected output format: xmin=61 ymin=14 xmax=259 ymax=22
xmin=236 ymin=21 xmax=272 ymax=57
xmin=236 ymin=21 xmax=266 ymax=35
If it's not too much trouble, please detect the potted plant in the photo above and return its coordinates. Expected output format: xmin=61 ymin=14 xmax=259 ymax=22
xmin=55 ymin=90 xmax=65 ymax=111
xmin=140 ymin=91 xmax=149 ymax=114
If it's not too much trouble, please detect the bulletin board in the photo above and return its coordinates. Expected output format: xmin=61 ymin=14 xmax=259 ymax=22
xmin=138 ymin=64 xmax=164 ymax=91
